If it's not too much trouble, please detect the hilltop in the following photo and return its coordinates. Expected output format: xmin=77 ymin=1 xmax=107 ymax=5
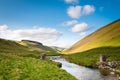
xmin=19 ymin=40 xmax=63 ymax=52
xmin=64 ymin=19 xmax=120 ymax=54
xmin=0 ymin=38 xmax=60 ymax=57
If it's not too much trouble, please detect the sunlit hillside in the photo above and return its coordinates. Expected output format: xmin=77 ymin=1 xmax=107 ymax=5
xmin=64 ymin=19 xmax=120 ymax=54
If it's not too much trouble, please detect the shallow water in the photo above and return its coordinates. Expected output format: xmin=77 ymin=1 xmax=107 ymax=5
xmin=49 ymin=56 xmax=116 ymax=80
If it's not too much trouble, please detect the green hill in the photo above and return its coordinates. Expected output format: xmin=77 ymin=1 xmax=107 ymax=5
xmin=0 ymin=38 xmax=37 ymax=57
xmin=63 ymin=19 xmax=120 ymax=69
xmin=50 ymin=46 xmax=64 ymax=52
xmin=19 ymin=40 xmax=57 ymax=52
xmin=64 ymin=19 xmax=120 ymax=54
xmin=19 ymin=40 xmax=64 ymax=56
xmin=65 ymin=47 xmax=120 ymax=68
xmin=0 ymin=38 xmax=76 ymax=80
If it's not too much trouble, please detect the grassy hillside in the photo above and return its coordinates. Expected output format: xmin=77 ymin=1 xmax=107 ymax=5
xmin=0 ymin=39 xmax=39 ymax=57
xmin=64 ymin=19 xmax=120 ymax=53
xmin=0 ymin=53 xmax=76 ymax=80
xmin=19 ymin=40 xmax=61 ymax=56
xmin=65 ymin=47 xmax=120 ymax=68
xmin=50 ymin=46 xmax=64 ymax=52
xmin=0 ymin=38 xmax=77 ymax=80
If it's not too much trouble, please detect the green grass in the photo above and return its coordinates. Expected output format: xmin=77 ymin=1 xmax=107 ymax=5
xmin=0 ymin=38 xmax=60 ymax=57
xmin=0 ymin=38 xmax=77 ymax=80
xmin=19 ymin=40 xmax=60 ymax=53
xmin=0 ymin=53 xmax=76 ymax=80
xmin=65 ymin=47 xmax=120 ymax=68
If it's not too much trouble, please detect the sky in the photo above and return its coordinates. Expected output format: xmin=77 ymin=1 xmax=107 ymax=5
xmin=0 ymin=0 xmax=120 ymax=48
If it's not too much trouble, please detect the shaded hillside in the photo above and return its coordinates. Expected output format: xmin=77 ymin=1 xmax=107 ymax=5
xmin=19 ymin=40 xmax=57 ymax=52
xmin=0 ymin=38 xmax=39 ymax=57
xmin=64 ymin=19 xmax=120 ymax=53
xmin=50 ymin=46 xmax=64 ymax=52
xmin=0 ymin=38 xmax=59 ymax=57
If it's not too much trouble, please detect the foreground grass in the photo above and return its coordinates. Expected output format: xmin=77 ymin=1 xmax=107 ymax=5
xmin=65 ymin=47 xmax=120 ymax=68
xmin=0 ymin=39 xmax=76 ymax=80
xmin=0 ymin=53 xmax=76 ymax=80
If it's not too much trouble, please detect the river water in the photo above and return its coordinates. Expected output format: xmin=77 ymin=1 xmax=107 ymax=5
xmin=48 ymin=56 xmax=116 ymax=80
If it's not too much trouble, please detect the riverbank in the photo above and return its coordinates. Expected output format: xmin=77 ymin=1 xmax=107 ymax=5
xmin=61 ymin=47 xmax=120 ymax=79
xmin=63 ymin=47 xmax=120 ymax=69
xmin=49 ymin=56 xmax=120 ymax=80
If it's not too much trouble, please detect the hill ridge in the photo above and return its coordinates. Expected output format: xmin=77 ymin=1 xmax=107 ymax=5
xmin=64 ymin=19 xmax=120 ymax=53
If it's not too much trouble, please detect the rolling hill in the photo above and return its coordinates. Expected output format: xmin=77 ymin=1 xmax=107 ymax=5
xmin=19 ymin=40 xmax=57 ymax=52
xmin=0 ymin=38 xmax=36 ymax=57
xmin=0 ymin=38 xmax=60 ymax=57
xmin=0 ymin=38 xmax=76 ymax=80
xmin=64 ymin=19 xmax=120 ymax=54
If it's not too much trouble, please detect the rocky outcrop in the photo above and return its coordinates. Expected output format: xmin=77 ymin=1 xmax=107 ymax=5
xmin=98 ymin=61 xmax=120 ymax=78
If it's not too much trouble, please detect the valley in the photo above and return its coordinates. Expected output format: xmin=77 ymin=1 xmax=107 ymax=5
xmin=0 ymin=19 xmax=120 ymax=80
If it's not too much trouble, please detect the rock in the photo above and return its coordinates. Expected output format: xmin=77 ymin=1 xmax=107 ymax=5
xmin=40 ymin=53 xmax=46 ymax=60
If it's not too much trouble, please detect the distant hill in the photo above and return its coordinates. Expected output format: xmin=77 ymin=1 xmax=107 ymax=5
xmin=50 ymin=46 xmax=64 ymax=52
xmin=19 ymin=40 xmax=55 ymax=52
xmin=0 ymin=38 xmax=61 ymax=57
xmin=0 ymin=38 xmax=38 ymax=57
xmin=19 ymin=40 xmax=63 ymax=53
xmin=64 ymin=19 xmax=120 ymax=54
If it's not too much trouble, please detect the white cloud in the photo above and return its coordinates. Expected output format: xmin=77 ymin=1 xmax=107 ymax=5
xmin=83 ymin=5 xmax=95 ymax=15
xmin=79 ymin=32 xmax=87 ymax=37
xmin=65 ymin=0 xmax=78 ymax=4
xmin=67 ymin=5 xmax=95 ymax=19
xmin=67 ymin=6 xmax=82 ymax=19
xmin=62 ymin=20 xmax=78 ymax=26
xmin=0 ymin=24 xmax=8 ymax=31
xmin=0 ymin=25 xmax=62 ymax=46
xmin=71 ymin=22 xmax=88 ymax=32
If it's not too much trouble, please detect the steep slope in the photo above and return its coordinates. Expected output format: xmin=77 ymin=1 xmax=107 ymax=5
xmin=64 ymin=19 xmax=120 ymax=53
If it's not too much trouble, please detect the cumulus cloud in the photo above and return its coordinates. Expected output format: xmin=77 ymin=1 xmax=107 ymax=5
xmin=71 ymin=22 xmax=88 ymax=32
xmin=79 ymin=32 xmax=87 ymax=37
xmin=65 ymin=0 xmax=78 ymax=4
xmin=62 ymin=20 xmax=78 ymax=26
xmin=0 ymin=25 xmax=62 ymax=46
xmin=77 ymin=32 xmax=87 ymax=40
xmin=83 ymin=5 xmax=95 ymax=15
xmin=67 ymin=5 xmax=95 ymax=19
xmin=67 ymin=6 xmax=82 ymax=19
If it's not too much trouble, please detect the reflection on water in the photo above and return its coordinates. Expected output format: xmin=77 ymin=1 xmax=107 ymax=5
xmin=49 ymin=56 xmax=116 ymax=80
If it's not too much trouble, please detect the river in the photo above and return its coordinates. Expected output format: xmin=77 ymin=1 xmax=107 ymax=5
xmin=48 ymin=56 xmax=117 ymax=80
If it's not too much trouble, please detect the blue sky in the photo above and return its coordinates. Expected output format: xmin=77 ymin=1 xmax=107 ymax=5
xmin=0 ymin=0 xmax=120 ymax=47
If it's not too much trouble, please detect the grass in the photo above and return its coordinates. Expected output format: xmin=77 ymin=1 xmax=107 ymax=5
xmin=19 ymin=40 xmax=59 ymax=53
xmin=0 ymin=38 xmax=77 ymax=80
xmin=0 ymin=53 xmax=76 ymax=80
xmin=65 ymin=47 xmax=120 ymax=68
xmin=64 ymin=19 xmax=120 ymax=53
xmin=0 ymin=38 xmax=60 ymax=57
